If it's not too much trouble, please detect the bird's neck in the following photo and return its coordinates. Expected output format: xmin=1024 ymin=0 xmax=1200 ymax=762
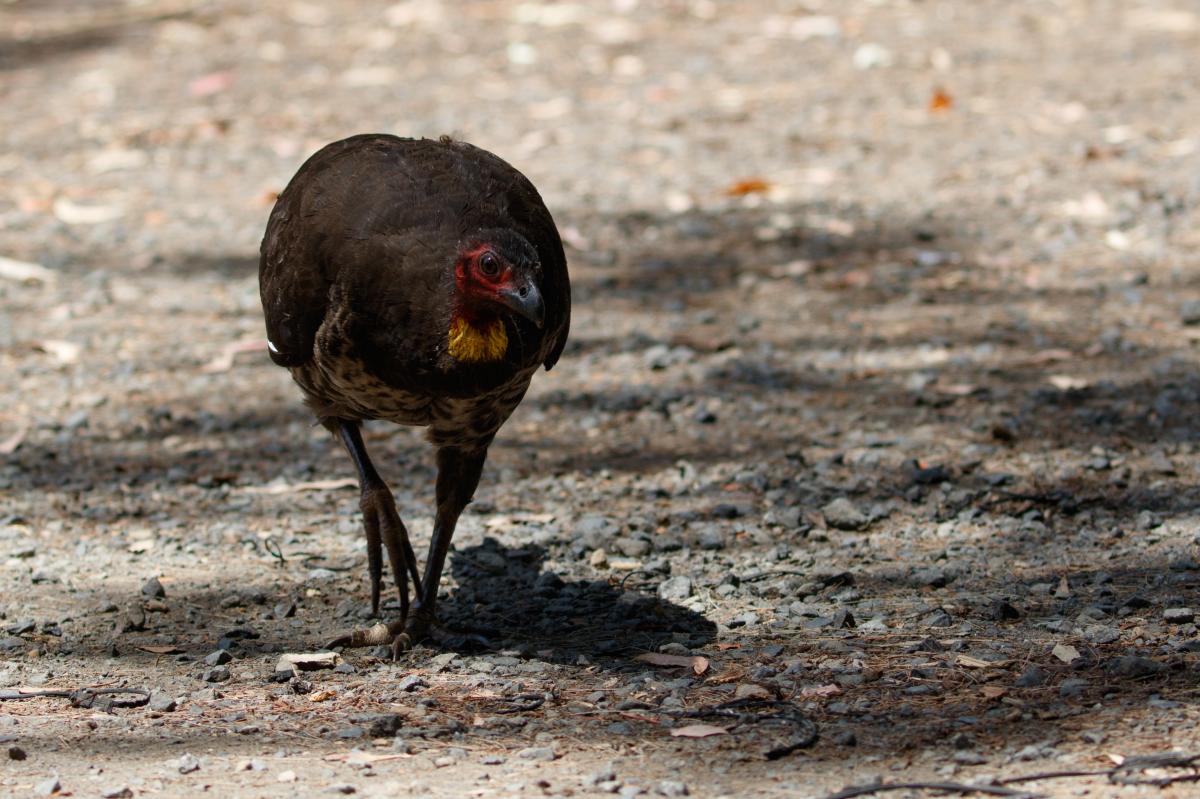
xmin=448 ymin=310 xmax=508 ymax=363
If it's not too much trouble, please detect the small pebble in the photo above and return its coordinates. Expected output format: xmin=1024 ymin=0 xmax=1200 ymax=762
xmin=141 ymin=577 xmax=166 ymax=598
xmin=8 ymin=745 xmax=27 ymax=760
xmin=202 ymin=665 xmax=231 ymax=683
xmin=148 ymin=691 xmax=177 ymax=712
xmin=34 ymin=776 xmax=61 ymax=796
xmin=515 ymin=746 xmax=556 ymax=761
xmin=822 ymin=498 xmax=868 ymax=531
xmin=1059 ymin=678 xmax=1089 ymax=698
xmin=1014 ymin=666 xmax=1047 ymax=688
xmin=1164 ymin=607 xmax=1195 ymax=624
xmin=657 ymin=576 xmax=692 ymax=601
xmin=204 ymin=649 xmax=232 ymax=666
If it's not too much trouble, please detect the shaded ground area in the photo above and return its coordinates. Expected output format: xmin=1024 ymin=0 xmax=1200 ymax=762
xmin=2 ymin=1 xmax=1200 ymax=797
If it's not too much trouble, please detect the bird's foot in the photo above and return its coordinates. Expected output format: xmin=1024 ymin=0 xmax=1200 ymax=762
xmin=325 ymin=612 xmax=433 ymax=660
xmin=359 ymin=486 xmax=423 ymax=618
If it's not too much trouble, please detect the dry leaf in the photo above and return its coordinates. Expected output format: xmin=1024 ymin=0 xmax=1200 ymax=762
xmin=633 ymin=653 xmax=710 ymax=675
xmin=956 ymin=655 xmax=1006 ymax=669
xmin=137 ymin=645 xmax=183 ymax=655
xmin=715 ymin=643 xmax=741 ymax=651
xmin=309 ymin=689 xmax=336 ymax=702
xmin=325 ymin=751 xmax=409 ymax=764
xmin=200 ymin=336 xmax=268 ymax=373
xmin=0 ymin=422 xmax=29 ymax=455
xmin=0 ymin=255 xmax=56 ymax=284
xmin=189 ymin=71 xmax=235 ymax=97
xmin=733 ymin=683 xmax=772 ymax=700
xmin=34 ymin=339 xmax=81 ymax=364
xmin=725 ymin=178 xmax=771 ymax=196
xmin=799 ymin=683 xmax=843 ymax=698
xmin=52 ymin=198 xmax=123 ymax=225
xmin=1052 ymin=643 xmax=1081 ymax=663
xmin=670 ymin=724 xmax=728 ymax=738
xmin=243 ymin=478 xmax=358 ymax=495
xmin=981 ymin=685 xmax=1008 ymax=699
xmin=929 ymin=88 xmax=953 ymax=112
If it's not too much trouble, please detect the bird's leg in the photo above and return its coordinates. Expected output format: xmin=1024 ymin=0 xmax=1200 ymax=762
xmin=390 ymin=445 xmax=488 ymax=657
xmin=325 ymin=420 xmax=423 ymax=649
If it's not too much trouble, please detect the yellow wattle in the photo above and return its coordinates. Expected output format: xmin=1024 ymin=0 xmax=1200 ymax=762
xmin=448 ymin=315 xmax=508 ymax=363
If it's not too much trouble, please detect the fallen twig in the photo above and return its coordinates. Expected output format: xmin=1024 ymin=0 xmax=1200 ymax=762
xmin=819 ymin=753 xmax=1200 ymax=799
xmin=821 ymin=782 xmax=1039 ymax=799
xmin=0 ymin=686 xmax=149 ymax=711
xmin=665 ymin=698 xmax=818 ymax=759
xmin=492 ymin=693 xmax=546 ymax=714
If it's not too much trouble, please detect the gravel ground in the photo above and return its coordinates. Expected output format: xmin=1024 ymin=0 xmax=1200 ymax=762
xmin=3 ymin=1 xmax=1200 ymax=797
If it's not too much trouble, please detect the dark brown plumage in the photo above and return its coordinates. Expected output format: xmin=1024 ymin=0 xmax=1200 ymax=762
xmin=259 ymin=134 xmax=570 ymax=654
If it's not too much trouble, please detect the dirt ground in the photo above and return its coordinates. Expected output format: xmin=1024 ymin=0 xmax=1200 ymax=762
xmin=3 ymin=1 xmax=1200 ymax=797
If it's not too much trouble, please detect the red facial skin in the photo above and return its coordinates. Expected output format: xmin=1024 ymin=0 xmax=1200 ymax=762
xmin=454 ymin=244 xmax=514 ymax=325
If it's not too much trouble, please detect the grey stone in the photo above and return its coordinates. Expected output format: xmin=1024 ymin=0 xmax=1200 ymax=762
xmin=1105 ymin=655 xmax=1163 ymax=678
xmin=695 ymin=526 xmax=725 ymax=550
xmin=515 ymin=746 xmax=556 ymax=761
xmin=1164 ymin=607 xmax=1195 ymax=624
xmin=952 ymin=751 xmax=987 ymax=765
xmin=912 ymin=568 xmax=950 ymax=588
xmin=822 ymin=498 xmax=868 ymax=530
xmin=202 ymin=665 xmax=230 ymax=682
xmin=1084 ymin=625 xmax=1120 ymax=644
xmin=148 ymin=691 xmax=177 ymax=712
xmin=204 ymin=649 xmax=232 ymax=666
xmin=657 ymin=576 xmax=692 ymax=601
xmin=657 ymin=780 xmax=689 ymax=796
xmin=101 ymin=788 xmax=133 ymax=799
xmin=1181 ymin=300 xmax=1200 ymax=325
xmin=589 ymin=764 xmax=618 ymax=785
xmin=614 ymin=537 xmax=651 ymax=558
xmin=1059 ymin=678 xmax=1088 ymax=698
xmin=34 ymin=777 xmax=61 ymax=796
xmin=119 ymin=605 xmax=146 ymax=633
xmin=176 ymin=753 xmax=201 ymax=773
xmin=396 ymin=671 xmax=424 ymax=691
xmin=141 ymin=577 xmax=166 ymax=598
xmin=1014 ymin=666 xmax=1047 ymax=687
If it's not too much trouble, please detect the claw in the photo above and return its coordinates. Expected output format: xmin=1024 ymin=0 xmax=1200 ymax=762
xmin=390 ymin=633 xmax=413 ymax=660
xmin=359 ymin=487 xmax=421 ymax=622
xmin=325 ymin=619 xmax=405 ymax=651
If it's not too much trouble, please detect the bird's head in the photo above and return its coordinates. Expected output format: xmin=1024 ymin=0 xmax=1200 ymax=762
xmin=453 ymin=230 xmax=544 ymax=329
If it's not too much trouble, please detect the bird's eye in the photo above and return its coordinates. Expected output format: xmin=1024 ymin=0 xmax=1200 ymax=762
xmin=479 ymin=252 xmax=500 ymax=277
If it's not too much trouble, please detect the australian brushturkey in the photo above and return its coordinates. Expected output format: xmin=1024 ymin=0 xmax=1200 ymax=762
xmin=259 ymin=134 xmax=570 ymax=654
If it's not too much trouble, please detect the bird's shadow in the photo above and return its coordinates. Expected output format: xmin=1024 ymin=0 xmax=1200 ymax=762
xmin=430 ymin=537 xmax=717 ymax=663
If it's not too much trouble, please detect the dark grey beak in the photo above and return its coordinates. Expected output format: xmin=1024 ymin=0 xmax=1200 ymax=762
xmin=498 ymin=280 xmax=544 ymax=328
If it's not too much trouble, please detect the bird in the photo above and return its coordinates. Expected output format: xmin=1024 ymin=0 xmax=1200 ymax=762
xmin=259 ymin=134 xmax=570 ymax=655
